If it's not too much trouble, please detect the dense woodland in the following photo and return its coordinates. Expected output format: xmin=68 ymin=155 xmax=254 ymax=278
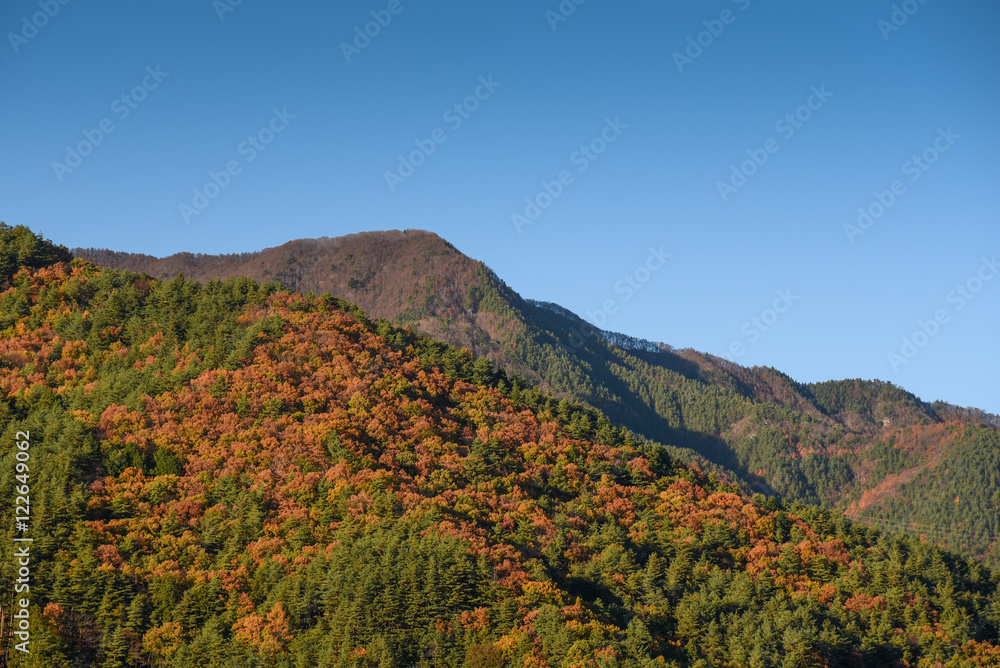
xmin=74 ymin=232 xmax=1000 ymax=571
xmin=468 ymin=265 xmax=1000 ymax=571
xmin=1 ymin=224 xmax=999 ymax=666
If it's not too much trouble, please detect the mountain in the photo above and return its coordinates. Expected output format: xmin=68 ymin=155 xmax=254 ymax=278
xmin=2 ymin=228 xmax=999 ymax=666
xmin=75 ymin=231 xmax=1000 ymax=571
xmin=74 ymin=230 xmax=479 ymax=338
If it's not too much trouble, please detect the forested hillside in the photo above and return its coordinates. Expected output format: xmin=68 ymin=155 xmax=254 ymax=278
xmin=1 ymin=225 xmax=999 ymax=666
xmin=73 ymin=231 xmax=1000 ymax=572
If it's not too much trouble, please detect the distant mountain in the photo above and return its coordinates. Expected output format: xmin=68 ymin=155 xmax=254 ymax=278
xmin=75 ymin=231 xmax=1000 ymax=568
xmin=3 ymin=249 xmax=999 ymax=665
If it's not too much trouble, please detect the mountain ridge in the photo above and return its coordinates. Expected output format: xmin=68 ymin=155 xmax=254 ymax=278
xmin=73 ymin=229 xmax=1000 ymax=568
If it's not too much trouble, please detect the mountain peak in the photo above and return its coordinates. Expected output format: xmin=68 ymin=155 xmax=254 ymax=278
xmin=74 ymin=228 xmax=476 ymax=320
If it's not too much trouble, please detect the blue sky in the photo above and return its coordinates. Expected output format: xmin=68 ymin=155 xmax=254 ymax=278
xmin=2 ymin=1 xmax=997 ymax=413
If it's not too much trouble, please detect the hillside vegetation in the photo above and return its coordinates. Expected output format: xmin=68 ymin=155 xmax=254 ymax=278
xmin=75 ymin=231 xmax=1000 ymax=570
xmin=0 ymin=230 xmax=998 ymax=666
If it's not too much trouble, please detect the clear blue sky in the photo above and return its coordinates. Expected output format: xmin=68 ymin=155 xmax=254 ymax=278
xmin=2 ymin=1 xmax=997 ymax=413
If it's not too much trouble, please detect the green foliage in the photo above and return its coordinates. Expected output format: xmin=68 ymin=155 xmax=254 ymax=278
xmin=0 ymin=221 xmax=73 ymax=285
xmin=459 ymin=269 xmax=1000 ymax=570
xmin=856 ymin=426 xmax=1000 ymax=564
xmin=0 ymin=248 xmax=997 ymax=666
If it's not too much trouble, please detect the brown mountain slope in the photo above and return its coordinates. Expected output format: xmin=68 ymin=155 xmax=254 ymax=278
xmin=76 ymin=230 xmax=474 ymax=322
xmin=75 ymin=230 xmax=516 ymax=365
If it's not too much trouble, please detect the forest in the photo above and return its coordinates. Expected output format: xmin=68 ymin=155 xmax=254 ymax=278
xmin=466 ymin=266 xmax=1000 ymax=570
xmin=1 ymin=223 xmax=998 ymax=667
xmin=74 ymin=229 xmax=1000 ymax=573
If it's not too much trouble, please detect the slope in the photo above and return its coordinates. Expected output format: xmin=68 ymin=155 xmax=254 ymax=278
xmin=1 ymin=248 xmax=998 ymax=666
xmin=74 ymin=230 xmax=1000 ymax=569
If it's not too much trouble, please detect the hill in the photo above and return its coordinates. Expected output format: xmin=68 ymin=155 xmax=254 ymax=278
xmin=75 ymin=231 xmax=1000 ymax=570
xmin=1 ymin=247 xmax=998 ymax=666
